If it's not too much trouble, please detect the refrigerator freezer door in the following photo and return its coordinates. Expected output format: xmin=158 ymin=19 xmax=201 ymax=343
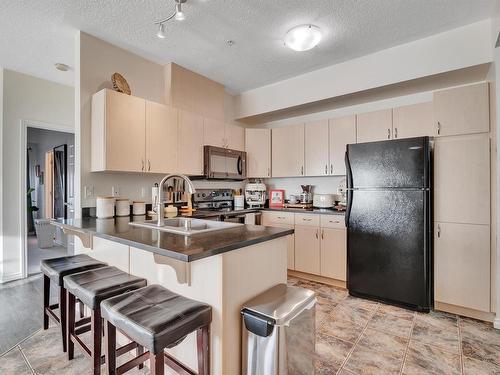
xmin=347 ymin=189 xmax=431 ymax=310
xmin=346 ymin=137 xmax=430 ymax=189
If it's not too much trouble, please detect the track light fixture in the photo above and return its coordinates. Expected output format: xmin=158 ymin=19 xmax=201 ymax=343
xmin=155 ymin=0 xmax=187 ymax=39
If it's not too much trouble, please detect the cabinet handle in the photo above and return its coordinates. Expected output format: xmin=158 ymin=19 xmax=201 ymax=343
xmin=394 ymin=127 xmax=398 ymax=138
xmin=315 ymin=229 xmax=319 ymax=239
xmin=302 ymin=218 xmax=312 ymax=221
xmin=148 ymin=160 xmax=151 ymax=171
xmin=387 ymin=128 xmax=391 ymax=139
xmin=437 ymin=121 xmax=441 ymax=135
xmin=141 ymin=159 xmax=144 ymax=171
xmin=277 ymin=216 xmax=285 ymax=220
xmin=301 ymin=166 xmax=304 ymax=175
xmin=325 ymin=164 xmax=328 ymax=174
xmin=330 ymin=164 xmax=333 ymax=174
xmin=321 ymin=229 xmax=324 ymax=239
xmin=437 ymin=224 xmax=441 ymax=238
xmin=268 ymin=168 xmax=270 ymax=177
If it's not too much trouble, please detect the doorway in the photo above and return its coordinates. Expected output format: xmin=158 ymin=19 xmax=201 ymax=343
xmin=25 ymin=126 xmax=75 ymax=275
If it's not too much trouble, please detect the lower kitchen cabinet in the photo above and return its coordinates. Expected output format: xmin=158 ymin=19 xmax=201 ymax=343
xmin=294 ymin=225 xmax=321 ymax=275
xmin=434 ymin=222 xmax=490 ymax=312
xmin=261 ymin=212 xmax=295 ymax=269
xmin=320 ymin=228 xmax=346 ymax=281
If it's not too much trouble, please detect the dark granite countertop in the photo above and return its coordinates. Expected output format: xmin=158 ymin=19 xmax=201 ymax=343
xmin=52 ymin=217 xmax=293 ymax=263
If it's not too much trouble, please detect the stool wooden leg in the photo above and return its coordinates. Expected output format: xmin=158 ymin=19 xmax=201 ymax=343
xmin=197 ymin=325 xmax=210 ymax=375
xmin=92 ymin=309 xmax=102 ymax=375
xmin=43 ymin=275 xmax=50 ymax=330
xmin=104 ymin=319 xmax=116 ymax=375
xmin=67 ymin=291 xmax=76 ymax=360
xmin=150 ymin=352 xmax=165 ymax=375
xmin=60 ymin=286 xmax=67 ymax=352
xmin=137 ymin=345 xmax=144 ymax=370
xmin=79 ymin=301 xmax=85 ymax=319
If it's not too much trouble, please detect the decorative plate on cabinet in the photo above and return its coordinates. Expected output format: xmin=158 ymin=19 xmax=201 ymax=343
xmin=111 ymin=73 xmax=131 ymax=95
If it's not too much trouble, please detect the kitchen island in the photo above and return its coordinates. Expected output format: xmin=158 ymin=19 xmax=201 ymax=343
xmin=52 ymin=217 xmax=293 ymax=374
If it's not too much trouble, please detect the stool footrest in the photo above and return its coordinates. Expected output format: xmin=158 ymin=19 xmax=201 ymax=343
xmin=117 ymin=351 xmax=150 ymax=375
xmin=45 ymin=306 xmax=60 ymax=324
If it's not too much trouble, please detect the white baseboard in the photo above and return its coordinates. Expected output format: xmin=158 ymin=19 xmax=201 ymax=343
xmin=1 ymin=271 xmax=23 ymax=284
xmin=494 ymin=317 xmax=500 ymax=330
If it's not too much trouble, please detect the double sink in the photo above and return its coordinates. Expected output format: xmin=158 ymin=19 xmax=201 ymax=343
xmin=129 ymin=217 xmax=241 ymax=236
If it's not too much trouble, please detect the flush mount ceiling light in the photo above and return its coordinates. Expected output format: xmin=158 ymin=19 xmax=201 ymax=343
xmin=155 ymin=0 xmax=187 ymax=39
xmin=284 ymin=25 xmax=322 ymax=51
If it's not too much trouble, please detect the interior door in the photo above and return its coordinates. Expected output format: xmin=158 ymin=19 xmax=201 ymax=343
xmin=52 ymin=144 xmax=67 ymax=219
xmin=347 ymin=189 xmax=431 ymax=309
xmin=44 ymin=150 xmax=54 ymax=219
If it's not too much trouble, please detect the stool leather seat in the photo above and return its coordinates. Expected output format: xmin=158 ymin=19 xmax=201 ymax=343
xmin=101 ymin=284 xmax=212 ymax=354
xmin=41 ymin=254 xmax=107 ymax=286
xmin=64 ymin=266 xmax=147 ymax=309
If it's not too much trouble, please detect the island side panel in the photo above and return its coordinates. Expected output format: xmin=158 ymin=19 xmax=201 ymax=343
xmin=74 ymin=236 xmax=130 ymax=273
xmin=129 ymin=246 xmax=224 ymax=374
xmin=222 ymin=236 xmax=289 ymax=375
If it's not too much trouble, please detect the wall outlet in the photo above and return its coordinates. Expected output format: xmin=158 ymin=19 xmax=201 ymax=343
xmin=111 ymin=186 xmax=120 ymax=197
xmin=84 ymin=186 xmax=94 ymax=198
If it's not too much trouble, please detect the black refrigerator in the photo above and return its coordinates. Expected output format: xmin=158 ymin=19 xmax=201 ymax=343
xmin=345 ymin=136 xmax=432 ymax=312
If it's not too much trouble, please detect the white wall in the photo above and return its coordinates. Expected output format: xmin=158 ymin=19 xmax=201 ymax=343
xmin=235 ymin=20 xmax=493 ymax=119
xmin=0 ymin=67 xmax=4 ymax=280
xmin=1 ymin=70 xmax=74 ymax=282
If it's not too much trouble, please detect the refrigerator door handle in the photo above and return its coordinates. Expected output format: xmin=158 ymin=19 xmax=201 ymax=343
xmin=345 ymin=189 xmax=353 ymax=228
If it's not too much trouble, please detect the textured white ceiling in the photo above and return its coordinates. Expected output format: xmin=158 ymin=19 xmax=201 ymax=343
xmin=0 ymin=0 xmax=495 ymax=92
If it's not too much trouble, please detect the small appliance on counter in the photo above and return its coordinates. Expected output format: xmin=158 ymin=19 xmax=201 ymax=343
xmin=312 ymin=194 xmax=334 ymax=208
xmin=300 ymin=185 xmax=313 ymax=203
xmin=335 ymin=178 xmax=347 ymax=210
xmin=245 ymin=181 xmax=266 ymax=208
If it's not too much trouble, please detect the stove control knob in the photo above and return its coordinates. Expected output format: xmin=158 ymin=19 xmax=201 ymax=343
xmin=202 ymin=193 xmax=206 ymax=198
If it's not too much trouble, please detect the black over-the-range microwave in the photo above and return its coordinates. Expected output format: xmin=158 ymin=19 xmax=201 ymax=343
xmin=203 ymin=145 xmax=247 ymax=180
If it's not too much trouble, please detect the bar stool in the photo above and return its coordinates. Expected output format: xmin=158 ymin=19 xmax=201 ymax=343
xmin=101 ymin=284 xmax=212 ymax=375
xmin=64 ymin=266 xmax=147 ymax=375
xmin=41 ymin=254 xmax=107 ymax=351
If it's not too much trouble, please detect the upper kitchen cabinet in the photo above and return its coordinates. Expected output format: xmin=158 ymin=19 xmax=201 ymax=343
xmin=329 ymin=115 xmax=356 ymax=175
xmin=203 ymin=118 xmax=226 ymax=148
xmin=356 ymin=109 xmax=393 ymax=143
xmin=433 ymin=82 xmax=489 ymax=137
xmin=393 ymin=102 xmax=434 ymax=139
xmin=145 ymin=101 xmax=178 ymax=174
xmin=434 ymin=133 xmax=490 ymax=225
xmin=245 ymin=128 xmax=271 ymax=178
xmin=272 ymin=124 xmax=305 ymax=177
xmin=91 ymin=89 xmax=146 ymax=172
xmin=305 ymin=119 xmax=329 ymax=176
xmin=225 ymin=123 xmax=245 ymax=150
xmin=178 ymin=109 xmax=204 ymax=175
xmin=203 ymin=118 xmax=245 ymax=150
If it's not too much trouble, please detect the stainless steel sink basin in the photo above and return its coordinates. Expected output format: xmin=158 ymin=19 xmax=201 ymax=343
xmin=129 ymin=218 xmax=242 ymax=236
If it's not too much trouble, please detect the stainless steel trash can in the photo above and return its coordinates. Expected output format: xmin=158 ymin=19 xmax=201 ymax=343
xmin=241 ymin=283 xmax=316 ymax=375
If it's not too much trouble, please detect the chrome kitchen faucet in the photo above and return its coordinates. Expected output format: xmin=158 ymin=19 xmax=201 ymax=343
xmin=157 ymin=174 xmax=196 ymax=226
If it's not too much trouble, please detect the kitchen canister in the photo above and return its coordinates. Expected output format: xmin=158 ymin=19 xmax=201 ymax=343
xmin=96 ymin=196 xmax=115 ymax=218
xmin=133 ymin=201 xmax=146 ymax=216
xmin=234 ymin=195 xmax=245 ymax=208
xmin=115 ymin=198 xmax=130 ymax=217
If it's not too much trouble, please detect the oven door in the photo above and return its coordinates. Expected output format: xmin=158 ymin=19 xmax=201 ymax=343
xmin=204 ymin=146 xmax=246 ymax=180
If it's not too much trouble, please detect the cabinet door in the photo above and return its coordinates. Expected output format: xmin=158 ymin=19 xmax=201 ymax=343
xmin=320 ymin=228 xmax=346 ymax=281
xmin=104 ymin=90 xmax=146 ymax=172
xmin=433 ymin=82 xmax=489 ymax=137
xmin=356 ymin=109 xmax=392 ymax=143
xmin=263 ymin=222 xmax=295 ymax=270
xmin=305 ymin=119 xmax=329 ymax=176
xmin=434 ymin=222 xmax=490 ymax=312
xmin=226 ymin=124 xmax=245 ymax=151
xmin=329 ymin=115 xmax=356 ymax=175
xmin=203 ymin=117 xmax=225 ymax=147
xmin=294 ymin=225 xmax=320 ymax=275
xmin=393 ymin=102 xmax=434 ymax=139
xmin=178 ymin=109 xmax=204 ymax=175
xmin=245 ymin=129 xmax=271 ymax=178
xmin=145 ymin=101 xmax=178 ymax=173
xmin=434 ymin=134 xmax=490 ymax=225
xmin=272 ymin=124 xmax=305 ymax=177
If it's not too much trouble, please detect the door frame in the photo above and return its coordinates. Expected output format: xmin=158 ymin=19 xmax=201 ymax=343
xmin=20 ymin=119 xmax=74 ymax=279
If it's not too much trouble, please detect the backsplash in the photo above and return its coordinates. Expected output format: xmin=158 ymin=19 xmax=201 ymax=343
xmin=264 ymin=176 xmax=345 ymax=199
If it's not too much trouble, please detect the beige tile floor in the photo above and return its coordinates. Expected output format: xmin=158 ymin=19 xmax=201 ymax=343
xmin=1 ymin=276 xmax=500 ymax=374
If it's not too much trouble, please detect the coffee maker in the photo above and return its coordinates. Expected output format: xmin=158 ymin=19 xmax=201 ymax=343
xmin=245 ymin=181 xmax=267 ymax=208
xmin=300 ymin=185 xmax=313 ymax=203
